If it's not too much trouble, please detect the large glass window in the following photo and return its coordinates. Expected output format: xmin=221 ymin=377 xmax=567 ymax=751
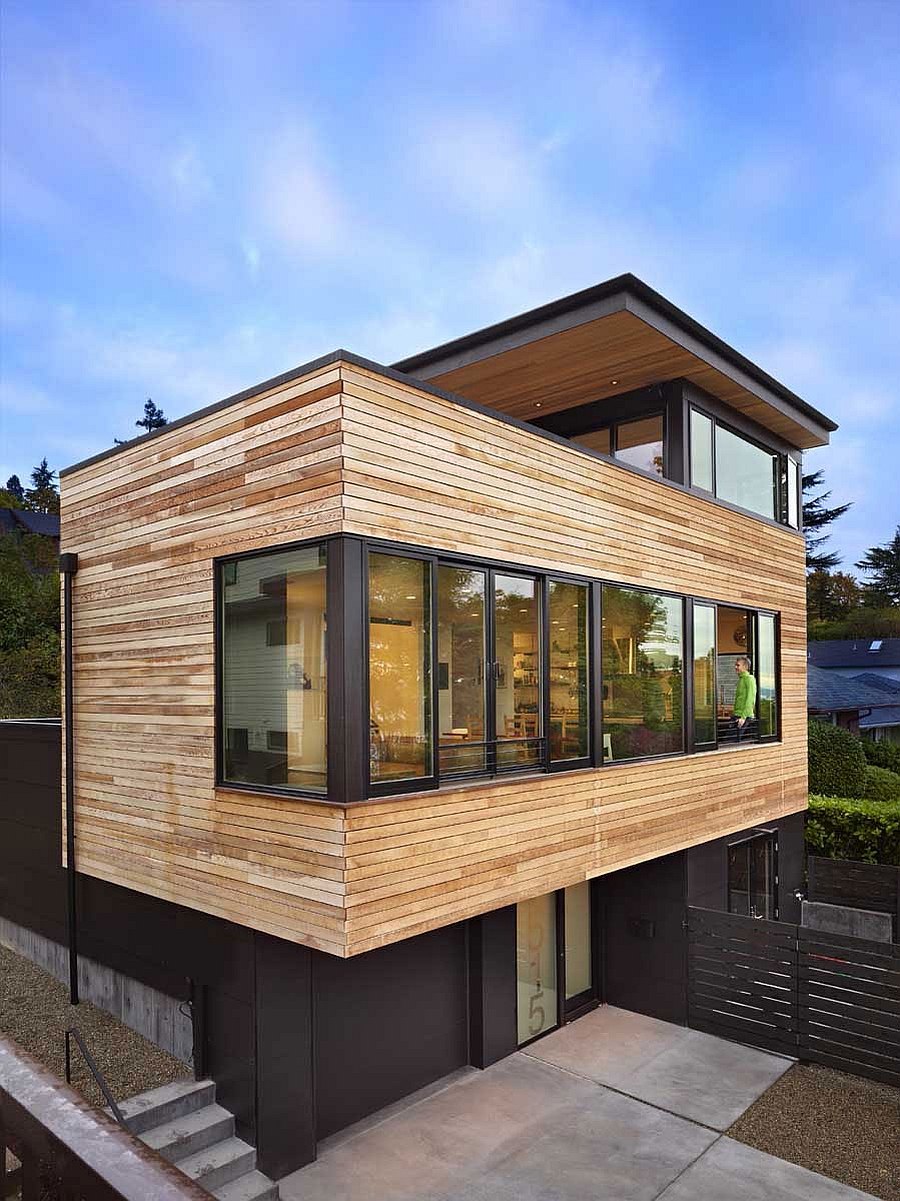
xmin=549 ymin=580 xmax=590 ymax=762
xmin=757 ymin=613 xmax=778 ymax=738
xmin=221 ymin=544 xmax=327 ymax=793
xmin=728 ymin=832 xmax=775 ymax=919
xmin=601 ymin=586 xmax=684 ymax=761
xmin=516 ymin=893 xmax=558 ymax=1044
xmin=495 ymin=574 xmax=542 ymax=769
xmin=690 ymin=409 xmax=714 ymax=492
xmin=437 ymin=565 xmax=487 ymax=777
xmin=692 ymin=603 xmax=717 ymax=747
xmin=616 ymin=415 xmax=664 ymax=476
xmin=715 ymin=424 xmax=777 ymax=520
xmin=572 ymin=414 xmax=663 ymax=477
xmin=368 ymin=553 xmax=433 ymax=784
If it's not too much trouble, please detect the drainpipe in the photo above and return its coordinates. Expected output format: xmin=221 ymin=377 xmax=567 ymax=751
xmin=60 ymin=552 xmax=79 ymax=1004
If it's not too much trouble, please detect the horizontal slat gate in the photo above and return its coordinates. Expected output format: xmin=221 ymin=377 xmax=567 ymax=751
xmin=799 ymin=928 xmax=900 ymax=1088
xmin=687 ymin=906 xmax=900 ymax=1086
xmin=687 ymin=908 xmax=798 ymax=1055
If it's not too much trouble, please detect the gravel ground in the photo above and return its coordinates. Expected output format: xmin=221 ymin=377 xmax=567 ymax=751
xmin=0 ymin=943 xmax=190 ymax=1106
xmin=729 ymin=1061 xmax=900 ymax=1201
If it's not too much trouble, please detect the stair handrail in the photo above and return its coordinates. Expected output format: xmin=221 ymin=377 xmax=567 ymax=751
xmin=65 ymin=1026 xmax=129 ymax=1129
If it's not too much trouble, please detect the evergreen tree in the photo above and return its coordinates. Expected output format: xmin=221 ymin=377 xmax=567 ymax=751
xmin=806 ymin=570 xmax=861 ymax=622
xmin=5 ymin=475 xmax=26 ymax=504
xmin=802 ymin=469 xmax=851 ymax=573
xmin=856 ymin=526 xmax=900 ymax=607
xmin=115 ymin=398 xmax=168 ymax=444
xmin=25 ymin=458 xmax=60 ymax=514
xmin=136 ymin=397 xmax=168 ymax=433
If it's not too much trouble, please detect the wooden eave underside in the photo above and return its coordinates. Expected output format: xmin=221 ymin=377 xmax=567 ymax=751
xmin=410 ymin=309 xmax=828 ymax=449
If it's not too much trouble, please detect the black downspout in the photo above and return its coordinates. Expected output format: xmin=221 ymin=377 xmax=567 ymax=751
xmin=60 ymin=551 xmax=79 ymax=1004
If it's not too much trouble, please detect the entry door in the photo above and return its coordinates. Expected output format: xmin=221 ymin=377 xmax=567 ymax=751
xmin=517 ymin=883 xmax=598 ymax=1045
xmin=728 ymin=831 xmax=776 ymax=919
xmin=563 ymin=881 xmax=596 ymax=1018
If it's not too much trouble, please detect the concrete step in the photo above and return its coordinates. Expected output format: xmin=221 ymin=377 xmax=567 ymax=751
xmin=140 ymin=1102 xmax=235 ymax=1163
xmin=116 ymin=1079 xmax=216 ymax=1135
xmin=179 ymin=1136 xmax=257 ymax=1192
xmin=213 ymin=1169 xmax=280 ymax=1201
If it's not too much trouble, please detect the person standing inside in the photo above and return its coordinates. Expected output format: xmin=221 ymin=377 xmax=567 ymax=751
xmin=733 ymin=656 xmax=757 ymax=739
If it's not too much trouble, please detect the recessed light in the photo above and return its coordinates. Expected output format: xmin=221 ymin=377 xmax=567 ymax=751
xmin=534 ymin=402 xmax=543 ymax=408
xmin=610 ymin=378 xmax=619 ymax=386
xmin=405 ymin=595 xmax=417 ymax=600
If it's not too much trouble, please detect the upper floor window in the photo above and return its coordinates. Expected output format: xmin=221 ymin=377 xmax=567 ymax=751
xmin=690 ymin=406 xmax=798 ymax=525
xmin=220 ymin=543 xmax=327 ymax=793
xmin=573 ymin=413 xmax=664 ymax=477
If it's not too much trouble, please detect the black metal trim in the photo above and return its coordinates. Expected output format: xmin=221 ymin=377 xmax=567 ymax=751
xmin=61 ymin=554 xmax=79 ymax=1005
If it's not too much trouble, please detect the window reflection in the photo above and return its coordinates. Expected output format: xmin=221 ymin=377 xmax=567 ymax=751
xmin=549 ymin=581 xmax=589 ymax=761
xmin=572 ymin=427 xmax=611 ymax=456
xmin=602 ymin=585 xmax=683 ymax=761
xmin=715 ymin=425 xmax=777 ymax=519
xmin=437 ymin=566 xmax=487 ymax=776
xmin=758 ymin=614 xmax=778 ymax=738
xmin=615 ymin=415 xmax=664 ymax=476
xmin=221 ymin=544 xmax=327 ymax=792
xmin=690 ymin=409 xmax=714 ymax=492
xmin=495 ymin=575 xmax=542 ymax=769
xmin=693 ymin=604 xmax=716 ymax=746
xmin=368 ymin=553 xmax=432 ymax=783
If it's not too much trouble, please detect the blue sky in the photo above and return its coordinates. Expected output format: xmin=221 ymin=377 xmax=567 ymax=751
xmin=1 ymin=0 xmax=898 ymax=569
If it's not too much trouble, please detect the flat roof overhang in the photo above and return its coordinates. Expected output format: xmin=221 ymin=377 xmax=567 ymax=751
xmin=393 ymin=274 xmax=837 ymax=450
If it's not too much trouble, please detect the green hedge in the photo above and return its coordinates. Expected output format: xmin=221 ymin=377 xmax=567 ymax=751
xmin=807 ymin=720 xmax=867 ymax=799
xmin=862 ymin=738 xmax=900 ymax=775
xmin=863 ymin=764 xmax=900 ymax=802
xmin=806 ymin=796 xmax=900 ymax=866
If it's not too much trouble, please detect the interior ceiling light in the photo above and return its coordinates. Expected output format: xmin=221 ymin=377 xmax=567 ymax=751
xmin=610 ymin=378 xmax=619 ymax=386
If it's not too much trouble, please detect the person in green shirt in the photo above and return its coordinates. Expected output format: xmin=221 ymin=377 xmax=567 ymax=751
xmin=733 ymin=656 xmax=757 ymax=739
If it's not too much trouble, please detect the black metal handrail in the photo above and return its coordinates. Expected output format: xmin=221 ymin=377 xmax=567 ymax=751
xmin=65 ymin=1027 xmax=128 ymax=1129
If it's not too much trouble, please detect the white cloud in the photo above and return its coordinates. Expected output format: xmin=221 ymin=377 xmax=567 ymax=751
xmin=255 ymin=127 xmax=350 ymax=257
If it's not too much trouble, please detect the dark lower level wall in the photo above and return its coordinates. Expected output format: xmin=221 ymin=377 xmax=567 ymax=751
xmin=0 ymin=720 xmax=806 ymax=1178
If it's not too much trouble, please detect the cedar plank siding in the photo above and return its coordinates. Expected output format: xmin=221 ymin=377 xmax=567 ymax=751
xmin=61 ymin=358 xmax=807 ymax=957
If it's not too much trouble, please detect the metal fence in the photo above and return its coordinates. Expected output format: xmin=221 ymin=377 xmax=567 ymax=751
xmin=687 ymin=906 xmax=900 ymax=1088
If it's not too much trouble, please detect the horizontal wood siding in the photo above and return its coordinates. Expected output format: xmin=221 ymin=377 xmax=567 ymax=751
xmin=61 ymin=364 xmax=348 ymax=955
xmin=339 ymin=363 xmax=807 ymax=955
xmin=62 ymin=357 xmax=807 ymax=956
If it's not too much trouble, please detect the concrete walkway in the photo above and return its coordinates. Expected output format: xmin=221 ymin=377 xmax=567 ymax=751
xmin=279 ymin=1006 xmax=877 ymax=1201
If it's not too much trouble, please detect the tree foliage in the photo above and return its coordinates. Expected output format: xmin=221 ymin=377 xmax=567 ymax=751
xmin=806 ymin=795 xmax=900 ymax=866
xmin=807 ymin=719 xmax=867 ymax=799
xmin=116 ymin=398 xmax=168 ymax=444
xmin=806 ymin=570 xmax=861 ymax=622
xmin=0 ymin=530 xmax=60 ymax=717
xmin=803 ymin=469 xmax=851 ymax=573
xmin=856 ymin=526 xmax=900 ymax=607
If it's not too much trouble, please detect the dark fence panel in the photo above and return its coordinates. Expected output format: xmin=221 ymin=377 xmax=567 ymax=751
xmin=799 ymin=927 xmax=900 ymax=1088
xmin=688 ymin=905 xmax=900 ymax=1087
xmin=807 ymin=856 xmax=900 ymax=939
xmin=687 ymin=907 xmax=798 ymax=1055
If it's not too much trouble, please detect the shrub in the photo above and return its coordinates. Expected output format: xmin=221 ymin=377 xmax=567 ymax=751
xmin=807 ymin=720 xmax=867 ymax=799
xmin=862 ymin=739 xmax=900 ymax=775
xmin=863 ymin=764 xmax=900 ymax=802
xmin=806 ymin=796 xmax=900 ymax=866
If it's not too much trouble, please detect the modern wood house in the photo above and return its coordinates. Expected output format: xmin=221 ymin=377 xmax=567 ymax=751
xmin=56 ymin=273 xmax=836 ymax=1177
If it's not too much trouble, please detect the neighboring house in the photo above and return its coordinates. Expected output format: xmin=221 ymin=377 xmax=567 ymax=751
xmin=0 ymin=506 xmax=60 ymax=542
xmin=807 ymin=663 xmax=900 ymax=740
xmin=57 ymin=273 xmax=836 ymax=1177
xmin=808 ymin=638 xmax=900 ymax=684
xmin=808 ymin=640 xmax=900 ymax=743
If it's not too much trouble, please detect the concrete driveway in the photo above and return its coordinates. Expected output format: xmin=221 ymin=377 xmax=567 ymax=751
xmin=279 ymin=1006 xmax=876 ymax=1201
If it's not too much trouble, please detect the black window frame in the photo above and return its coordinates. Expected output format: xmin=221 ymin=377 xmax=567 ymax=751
xmin=688 ymin=402 xmax=802 ymax=529
xmin=213 ymin=534 xmax=783 ymax=805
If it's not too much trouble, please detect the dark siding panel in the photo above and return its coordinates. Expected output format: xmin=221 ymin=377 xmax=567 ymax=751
xmin=468 ymin=906 xmax=517 ymax=1068
xmin=254 ymin=933 xmax=315 ymax=1177
xmin=314 ymin=923 xmax=468 ymax=1139
xmin=601 ymin=852 xmax=688 ymax=1024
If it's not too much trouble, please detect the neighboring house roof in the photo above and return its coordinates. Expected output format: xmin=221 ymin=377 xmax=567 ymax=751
xmin=806 ymin=664 xmax=900 ymax=714
xmin=852 ymin=673 xmax=900 ymax=696
xmin=808 ymin=639 xmax=900 ymax=670
xmin=0 ymin=507 xmax=60 ymax=537
xmin=851 ymin=673 xmax=900 ymax=731
xmin=860 ymin=706 xmax=900 ymax=730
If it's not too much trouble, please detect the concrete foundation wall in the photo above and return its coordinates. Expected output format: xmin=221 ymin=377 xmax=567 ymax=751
xmin=0 ymin=916 xmax=193 ymax=1063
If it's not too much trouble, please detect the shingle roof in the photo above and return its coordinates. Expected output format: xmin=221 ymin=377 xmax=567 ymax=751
xmin=852 ymin=672 xmax=900 ymax=696
xmin=0 ymin=508 xmax=60 ymax=537
xmin=860 ymin=706 xmax=900 ymax=730
xmin=808 ymin=638 xmax=900 ymax=669
xmin=807 ymin=664 xmax=900 ymax=714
